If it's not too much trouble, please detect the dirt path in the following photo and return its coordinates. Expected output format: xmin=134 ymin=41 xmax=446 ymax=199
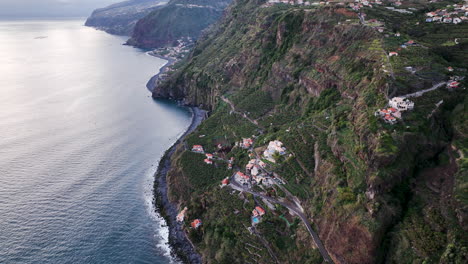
xmin=221 ymin=95 xmax=262 ymax=129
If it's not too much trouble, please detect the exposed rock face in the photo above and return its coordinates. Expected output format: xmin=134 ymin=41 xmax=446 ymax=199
xmin=127 ymin=0 xmax=232 ymax=49
xmin=85 ymin=0 xmax=168 ymax=36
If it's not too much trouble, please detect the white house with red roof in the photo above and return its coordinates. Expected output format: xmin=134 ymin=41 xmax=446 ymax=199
xmin=242 ymin=138 xmax=253 ymax=149
xmin=204 ymin=158 xmax=213 ymax=165
xmin=221 ymin=178 xmax=230 ymax=187
xmin=192 ymin=145 xmax=204 ymax=153
xmin=191 ymin=219 xmax=202 ymax=229
xmin=235 ymin=171 xmax=249 ymax=184
xmin=375 ymin=107 xmax=401 ymax=125
xmin=255 ymin=206 xmax=266 ymax=216
xmin=447 ymin=81 xmax=460 ymax=89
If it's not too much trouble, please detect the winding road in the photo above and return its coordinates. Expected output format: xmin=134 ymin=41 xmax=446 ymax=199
xmin=401 ymin=81 xmax=447 ymax=98
xmin=229 ymin=181 xmax=334 ymax=263
xmin=220 ymin=94 xmax=334 ymax=263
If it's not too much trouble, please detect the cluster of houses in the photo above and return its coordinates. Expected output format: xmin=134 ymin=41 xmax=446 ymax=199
xmin=150 ymin=37 xmax=194 ymax=59
xmin=388 ymin=40 xmax=419 ymax=57
xmin=233 ymin=139 xmax=288 ymax=186
xmin=234 ymin=159 xmax=273 ymax=186
xmin=267 ymin=0 xmax=327 ymax=6
xmin=252 ymin=206 xmax=266 ymax=224
xmin=425 ymin=3 xmax=468 ymax=24
xmin=192 ymin=144 xmax=217 ymax=165
xmin=349 ymin=0 xmax=384 ymax=11
xmin=375 ymin=97 xmax=414 ymax=125
xmin=189 ymin=138 xmax=287 ymax=230
xmin=263 ymin=140 xmax=287 ymax=163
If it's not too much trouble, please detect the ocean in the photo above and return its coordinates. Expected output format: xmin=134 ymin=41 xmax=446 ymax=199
xmin=0 ymin=19 xmax=191 ymax=263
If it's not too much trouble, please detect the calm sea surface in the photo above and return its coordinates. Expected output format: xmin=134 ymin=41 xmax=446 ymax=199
xmin=0 ymin=19 xmax=191 ymax=263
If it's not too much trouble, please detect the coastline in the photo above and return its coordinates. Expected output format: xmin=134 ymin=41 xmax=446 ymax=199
xmin=145 ymin=53 xmax=177 ymax=92
xmin=153 ymin=106 xmax=206 ymax=264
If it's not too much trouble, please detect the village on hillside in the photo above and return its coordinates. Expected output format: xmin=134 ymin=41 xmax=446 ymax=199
xmin=178 ymin=136 xmax=291 ymax=228
xmin=159 ymin=1 xmax=466 ymax=258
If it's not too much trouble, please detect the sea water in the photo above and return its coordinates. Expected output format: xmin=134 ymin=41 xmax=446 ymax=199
xmin=0 ymin=19 xmax=191 ymax=263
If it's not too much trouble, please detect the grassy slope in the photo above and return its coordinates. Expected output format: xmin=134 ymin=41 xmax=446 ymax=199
xmin=159 ymin=0 xmax=467 ymax=263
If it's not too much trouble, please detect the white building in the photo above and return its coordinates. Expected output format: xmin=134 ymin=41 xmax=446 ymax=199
xmin=263 ymin=140 xmax=286 ymax=163
xmin=389 ymin=97 xmax=414 ymax=111
xmin=251 ymin=165 xmax=260 ymax=176
xmin=453 ymin=17 xmax=462 ymax=24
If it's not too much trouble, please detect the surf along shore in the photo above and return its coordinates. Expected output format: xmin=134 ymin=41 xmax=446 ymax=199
xmin=153 ymin=105 xmax=206 ymax=263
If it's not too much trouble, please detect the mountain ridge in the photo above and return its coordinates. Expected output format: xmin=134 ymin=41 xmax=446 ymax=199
xmin=126 ymin=0 xmax=232 ymax=48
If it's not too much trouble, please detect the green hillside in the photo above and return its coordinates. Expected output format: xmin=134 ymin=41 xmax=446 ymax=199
xmin=154 ymin=0 xmax=467 ymax=263
xmin=127 ymin=0 xmax=232 ymax=48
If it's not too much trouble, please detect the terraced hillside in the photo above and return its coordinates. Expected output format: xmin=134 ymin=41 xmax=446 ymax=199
xmin=154 ymin=0 xmax=467 ymax=263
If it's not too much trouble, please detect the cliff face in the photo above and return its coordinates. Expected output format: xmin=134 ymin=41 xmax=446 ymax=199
xmin=85 ymin=0 xmax=167 ymax=36
xmin=127 ymin=0 xmax=232 ymax=49
xmin=155 ymin=0 xmax=467 ymax=263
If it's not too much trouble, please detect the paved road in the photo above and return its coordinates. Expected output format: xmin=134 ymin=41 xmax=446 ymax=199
xmin=402 ymin=81 xmax=446 ymax=98
xmin=230 ymin=181 xmax=334 ymax=263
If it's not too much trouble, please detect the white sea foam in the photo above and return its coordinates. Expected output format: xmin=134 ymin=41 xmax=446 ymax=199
xmin=143 ymin=165 xmax=181 ymax=264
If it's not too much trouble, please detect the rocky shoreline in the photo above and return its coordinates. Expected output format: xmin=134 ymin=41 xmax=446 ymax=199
xmin=145 ymin=53 xmax=176 ymax=92
xmin=153 ymin=106 xmax=206 ymax=264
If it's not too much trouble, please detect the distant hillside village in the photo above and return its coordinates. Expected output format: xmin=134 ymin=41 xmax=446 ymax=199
xmin=264 ymin=0 xmax=467 ymax=24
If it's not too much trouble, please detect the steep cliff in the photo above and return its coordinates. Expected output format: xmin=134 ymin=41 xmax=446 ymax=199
xmin=127 ymin=0 xmax=232 ymax=49
xmin=85 ymin=0 xmax=167 ymax=36
xmin=155 ymin=0 xmax=467 ymax=263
